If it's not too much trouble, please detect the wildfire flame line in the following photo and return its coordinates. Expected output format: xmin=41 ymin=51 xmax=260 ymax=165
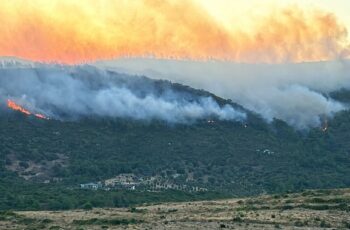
xmin=7 ymin=99 xmax=48 ymax=120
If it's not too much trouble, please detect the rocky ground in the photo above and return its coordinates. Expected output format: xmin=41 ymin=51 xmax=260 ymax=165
xmin=1 ymin=188 xmax=349 ymax=229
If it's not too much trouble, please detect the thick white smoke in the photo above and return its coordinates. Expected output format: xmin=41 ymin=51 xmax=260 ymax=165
xmin=0 ymin=64 xmax=246 ymax=123
xmin=94 ymin=58 xmax=350 ymax=129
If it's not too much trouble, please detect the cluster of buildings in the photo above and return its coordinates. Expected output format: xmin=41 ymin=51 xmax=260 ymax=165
xmin=79 ymin=173 xmax=207 ymax=192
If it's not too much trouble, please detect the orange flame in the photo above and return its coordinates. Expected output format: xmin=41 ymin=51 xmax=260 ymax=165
xmin=7 ymin=99 xmax=48 ymax=119
xmin=34 ymin=113 xmax=48 ymax=119
xmin=0 ymin=0 xmax=349 ymax=64
xmin=7 ymin=99 xmax=31 ymax=115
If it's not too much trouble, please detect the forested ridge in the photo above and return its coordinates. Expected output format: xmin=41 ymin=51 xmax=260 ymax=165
xmin=1 ymin=86 xmax=350 ymax=210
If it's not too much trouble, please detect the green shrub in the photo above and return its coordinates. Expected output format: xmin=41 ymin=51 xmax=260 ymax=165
xmin=232 ymin=216 xmax=243 ymax=222
xmin=82 ymin=202 xmax=93 ymax=210
xmin=320 ymin=220 xmax=331 ymax=228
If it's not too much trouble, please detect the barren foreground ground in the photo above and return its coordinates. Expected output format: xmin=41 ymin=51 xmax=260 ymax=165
xmin=1 ymin=188 xmax=349 ymax=229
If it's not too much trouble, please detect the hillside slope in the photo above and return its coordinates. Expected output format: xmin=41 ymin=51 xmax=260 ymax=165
xmin=1 ymin=98 xmax=350 ymax=210
xmin=0 ymin=66 xmax=350 ymax=210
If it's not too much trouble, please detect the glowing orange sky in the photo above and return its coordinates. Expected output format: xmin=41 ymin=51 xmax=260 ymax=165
xmin=0 ymin=0 xmax=349 ymax=64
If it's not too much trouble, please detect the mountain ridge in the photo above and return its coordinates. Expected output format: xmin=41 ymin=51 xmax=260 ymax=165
xmin=0 ymin=60 xmax=350 ymax=210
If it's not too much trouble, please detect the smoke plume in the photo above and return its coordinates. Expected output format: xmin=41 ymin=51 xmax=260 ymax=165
xmin=95 ymin=58 xmax=350 ymax=129
xmin=1 ymin=1 xmax=350 ymax=128
xmin=0 ymin=64 xmax=246 ymax=123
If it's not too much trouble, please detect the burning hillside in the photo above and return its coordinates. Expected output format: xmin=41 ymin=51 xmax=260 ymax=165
xmin=7 ymin=99 xmax=48 ymax=120
xmin=0 ymin=65 xmax=245 ymax=123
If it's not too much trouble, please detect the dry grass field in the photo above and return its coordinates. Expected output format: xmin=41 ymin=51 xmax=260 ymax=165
xmin=1 ymin=188 xmax=349 ymax=229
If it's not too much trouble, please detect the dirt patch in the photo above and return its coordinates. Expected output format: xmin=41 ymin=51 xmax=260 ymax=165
xmin=5 ymin=153 xmax=68 ymax=182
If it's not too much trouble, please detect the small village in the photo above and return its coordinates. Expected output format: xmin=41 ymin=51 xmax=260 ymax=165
xmin=79 ymin=173 xmax=208 ymax=193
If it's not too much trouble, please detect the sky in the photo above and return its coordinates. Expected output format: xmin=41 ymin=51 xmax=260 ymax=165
xmin=0 ymin=0 xmax=349 ymax=64
xmin=198 ymin=0 xmax=350 ymax=32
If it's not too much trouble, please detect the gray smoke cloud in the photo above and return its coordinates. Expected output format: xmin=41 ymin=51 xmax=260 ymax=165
xmin=94 ymin=58 xmax=350 ymax=129
xmin=0 ymin=63 xmax=246 ymax=123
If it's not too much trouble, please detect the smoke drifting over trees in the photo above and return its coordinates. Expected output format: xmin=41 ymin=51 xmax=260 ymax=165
xmin=95 ymin=58 xmax=350 ymax=129
xmin=1 ymin=57 xmax=349 ymax=129
xmin=0 ymin=64 xmax=246 ymax=123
